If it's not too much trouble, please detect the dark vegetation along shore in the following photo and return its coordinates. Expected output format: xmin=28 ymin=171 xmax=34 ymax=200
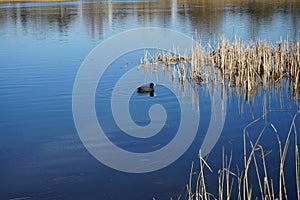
xmin=0 ymin=0 xmax=74 ymax=2
xmin=0 ymin=0 xmax=298 ymax=3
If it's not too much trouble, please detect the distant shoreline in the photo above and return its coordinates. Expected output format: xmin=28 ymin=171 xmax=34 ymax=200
xmin=0 ymin=0 xmax=296 ymax=3
xmin=0 ymin=0 xmax=75 ymax=3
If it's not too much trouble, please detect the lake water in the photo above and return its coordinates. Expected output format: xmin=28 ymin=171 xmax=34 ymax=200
xmin=0 ymin=0 xmax=299 ymax=199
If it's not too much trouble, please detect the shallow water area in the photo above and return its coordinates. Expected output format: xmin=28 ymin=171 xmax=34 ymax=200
xmin=0 ymin=0 xmax=300 ymax=199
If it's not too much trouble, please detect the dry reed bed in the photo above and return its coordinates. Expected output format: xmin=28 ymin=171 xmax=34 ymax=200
xmin=142 ymin=37 xmax=300 ymax=199
xmin=140 ymin=36 xmax=300 ymax=102
xmin=184 ymin=111 xmax=300 ymax=200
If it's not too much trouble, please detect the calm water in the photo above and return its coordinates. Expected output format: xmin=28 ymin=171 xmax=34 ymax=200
xmin=0 ymin=0 xmax=300 ymax=199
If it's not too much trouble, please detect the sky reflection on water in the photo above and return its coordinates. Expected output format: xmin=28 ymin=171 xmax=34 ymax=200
xmin=0 ymin=1 xmax=299 ymax=199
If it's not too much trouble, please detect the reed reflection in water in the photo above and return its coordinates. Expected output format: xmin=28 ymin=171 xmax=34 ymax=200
xmin=139 ymin=34 xmax=299 ymax=114
xmin=0 ymin=0 xmax=299 ymax=40
xmin=137 ymin=37 xmax=299 ymax=198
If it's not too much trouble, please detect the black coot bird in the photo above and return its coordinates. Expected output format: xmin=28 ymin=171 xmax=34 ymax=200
xmin=137 ymin=83 xmax=155 ymax=96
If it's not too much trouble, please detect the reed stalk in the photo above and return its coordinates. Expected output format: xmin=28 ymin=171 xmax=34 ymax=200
xmin=139 ymin=37 xmax=299 ymax=199
xmin=180 ymin=111 xmax=300 ymax=200
xmin=140 ymin=35 xmax=300 ymax=105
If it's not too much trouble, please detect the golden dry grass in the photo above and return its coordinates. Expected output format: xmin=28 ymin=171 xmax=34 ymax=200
xmin=144 ymin=35 xmax=299 ymax=200
xmin=184 ymin=111 xmax=300 ymax=200
xmin=140 ymin=35 xmax=300 ymax=105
